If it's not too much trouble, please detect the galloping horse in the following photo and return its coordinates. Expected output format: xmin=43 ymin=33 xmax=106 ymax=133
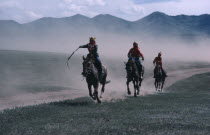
xmin=125 ymin=59 xmax=144 ymax=97
xmin=154 ymin=63 xmax=166 ymax=91
xmin=82 ymin=54 xmax=109 ymax=103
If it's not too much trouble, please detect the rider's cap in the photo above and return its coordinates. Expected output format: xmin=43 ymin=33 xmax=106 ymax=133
xmin=90 ymin=37 xmax=96 ymax=41
xmin=133 ymin=42 xmax=138 ymax=47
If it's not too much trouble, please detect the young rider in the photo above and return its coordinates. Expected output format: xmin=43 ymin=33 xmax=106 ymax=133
xmin=79 ymin=37 xmax=104 ymax=80
xmin=153 ymin=52 xmax=167 ymax=78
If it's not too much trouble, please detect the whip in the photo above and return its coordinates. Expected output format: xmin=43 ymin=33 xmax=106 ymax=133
xmin=67 ymin=47 xmax=80 ymax=70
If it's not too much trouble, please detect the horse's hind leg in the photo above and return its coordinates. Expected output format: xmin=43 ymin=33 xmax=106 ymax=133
xmin=127 ymin=80 xmax=131 ymax=95
xmin=100 ymin=83 xmax=105 ymax=98
xmin=161 ymin=79 xmax=165 ymax=92
xmin=137 ymin=79 xmax=142 ymax=95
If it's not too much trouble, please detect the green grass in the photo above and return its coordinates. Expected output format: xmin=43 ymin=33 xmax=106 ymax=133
xmin=0 ymin=73 xmax=210 ymax=135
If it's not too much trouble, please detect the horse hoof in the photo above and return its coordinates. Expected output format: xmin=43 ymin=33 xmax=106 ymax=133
xmin=92 ymin=96 xmax=96 ymax=100
xmin=128 ymin=91 xmax=131 ymax=95
xmin=97 ymin=100 xmax=102 ymax=103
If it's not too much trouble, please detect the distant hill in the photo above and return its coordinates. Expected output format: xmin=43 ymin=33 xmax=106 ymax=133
xmin=0 ymin=12 xmax=210 ymax=52
xmin=1 ymin=12 xmax=209 ymax=38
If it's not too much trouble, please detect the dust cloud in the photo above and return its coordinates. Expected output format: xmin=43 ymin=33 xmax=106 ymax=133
xmin=0 ymin=32 xmax=210 ymax=109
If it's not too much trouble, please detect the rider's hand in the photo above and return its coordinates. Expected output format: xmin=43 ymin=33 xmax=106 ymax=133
xmin=79 ymin=46 xmax=82 ymax=48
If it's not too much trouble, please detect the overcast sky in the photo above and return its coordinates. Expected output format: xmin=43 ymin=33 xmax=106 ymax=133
xmin=0 ymin=0 xmax=210 ymax=23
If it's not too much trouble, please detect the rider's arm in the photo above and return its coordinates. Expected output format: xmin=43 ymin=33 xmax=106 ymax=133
xmin=140 ymin=53 xmax=144 ymax=60
xmin=79 ymin=44 xmax=88 ymax=48
xmin=153 ymin=58 xmax=157 ymax=65
xmin=160 ymin=57 xmax=163 ymax=66
xmin=94 ymin=45 xmax=98 ymax=53
xmin=127 ymin=49 xmax=132 ymax=58
xmin=137 ymin=49 xmax=144 ymax=60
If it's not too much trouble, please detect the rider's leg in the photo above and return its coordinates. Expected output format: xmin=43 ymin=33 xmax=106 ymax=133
xmin=95 ymin=56 xmax=103 ymax=79
xmin=153 ymin=67 xmax=157 ymax=78
xmin=135 ymin=58 xmax=141 ymax=74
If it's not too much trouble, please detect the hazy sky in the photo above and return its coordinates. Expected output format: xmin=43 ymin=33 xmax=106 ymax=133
xmin=0 ymin=0 xmax=210 ymax=23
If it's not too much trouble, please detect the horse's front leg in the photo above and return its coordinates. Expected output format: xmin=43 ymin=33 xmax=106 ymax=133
xmin=93 ymin=83 xmax=101 ymax=103
xmin=133 ymin=80 xmax=137 ymax=97
xmin=88 ymin=84 xmax=94 ymax=98
xmin=158 ymin=82 xmax=161 ymax=91
xmin=126 ymin=79 xmax=131 ymax=95
xmin=155 ymin=79 xmax=158 ymax=91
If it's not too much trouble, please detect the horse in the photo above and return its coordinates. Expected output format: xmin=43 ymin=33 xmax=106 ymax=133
xmin=82 ymin=54 xmax=109 ymax=103
xmin=125 ymin=58 xmax=144 ymax=97
xmin=154 ymin=63 xmax=166 ymax=91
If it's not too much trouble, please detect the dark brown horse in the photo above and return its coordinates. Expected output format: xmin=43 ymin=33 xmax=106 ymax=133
xmin=125 ymin=59 xmax=144 ymax=97
xmin=154 ymin=64 xmax=166 ymax=91
xmin=82 ymin=55 xmax=109 ymax=103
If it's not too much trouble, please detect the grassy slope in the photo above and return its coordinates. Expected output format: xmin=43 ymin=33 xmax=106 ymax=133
xmin=0 ymin=73 xmax=210 ymax=135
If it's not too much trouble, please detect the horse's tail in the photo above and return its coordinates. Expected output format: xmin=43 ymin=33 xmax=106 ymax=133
xmin=102 ymin=65 xmax=111 ymax=84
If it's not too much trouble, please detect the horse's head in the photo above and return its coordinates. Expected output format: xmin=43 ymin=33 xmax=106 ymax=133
xmin=156 ymin=63 xmax=162 ymax=76
xmin=82 ymin=55 xmax=94 ymax=77
xmin=126 ymin=59 xmax=137 ymax=76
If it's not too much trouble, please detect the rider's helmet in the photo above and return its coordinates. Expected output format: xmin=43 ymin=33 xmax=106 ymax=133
xmin=133 ymin=42 xmax=138 ymax=48
xmin=158 ymin=52 xmax=162 ymax=57
xmin=89 ymin=37 xmax=96 ymax=44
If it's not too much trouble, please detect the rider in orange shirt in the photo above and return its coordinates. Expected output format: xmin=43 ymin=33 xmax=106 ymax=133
xmin=127 ymin=42 xmax=144 ymax=77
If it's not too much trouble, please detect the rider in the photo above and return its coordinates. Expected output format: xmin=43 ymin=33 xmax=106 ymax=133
xmin=127 ymin=42 xmax=144 ymax=77
xmin=153 ymin=52 xmax=167 ymax=78
xmin=79 ymin=37 xmax=104 ymax=80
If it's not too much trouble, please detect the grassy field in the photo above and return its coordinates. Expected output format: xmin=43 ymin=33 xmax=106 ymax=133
xmin=0 ymin=50 xmax=77 ymax=97
xmin=0 ymin=72 xmax=210 ymax=135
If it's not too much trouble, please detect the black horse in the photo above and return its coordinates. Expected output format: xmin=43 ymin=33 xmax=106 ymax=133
xmin=125 ymin=59 xmax=144 ymax=97
xmin=82 ymin=55 xmax=109 ymax=103
xmin=154 ymin=64 xmax=166 ymax=91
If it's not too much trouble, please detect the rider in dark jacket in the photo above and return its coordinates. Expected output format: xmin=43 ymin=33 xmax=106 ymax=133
xmin=153 ymin=52 xmax=167 ymax=78
xmin=79 ymin=37 xmax=103 ymax=80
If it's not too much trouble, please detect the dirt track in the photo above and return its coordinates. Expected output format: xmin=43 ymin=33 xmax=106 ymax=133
xmin=1 ymin=67 xmax=210 ymax=110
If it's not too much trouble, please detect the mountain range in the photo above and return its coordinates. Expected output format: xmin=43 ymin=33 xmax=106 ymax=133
xmin=0 ymin=11 xmax=210 ymax=38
